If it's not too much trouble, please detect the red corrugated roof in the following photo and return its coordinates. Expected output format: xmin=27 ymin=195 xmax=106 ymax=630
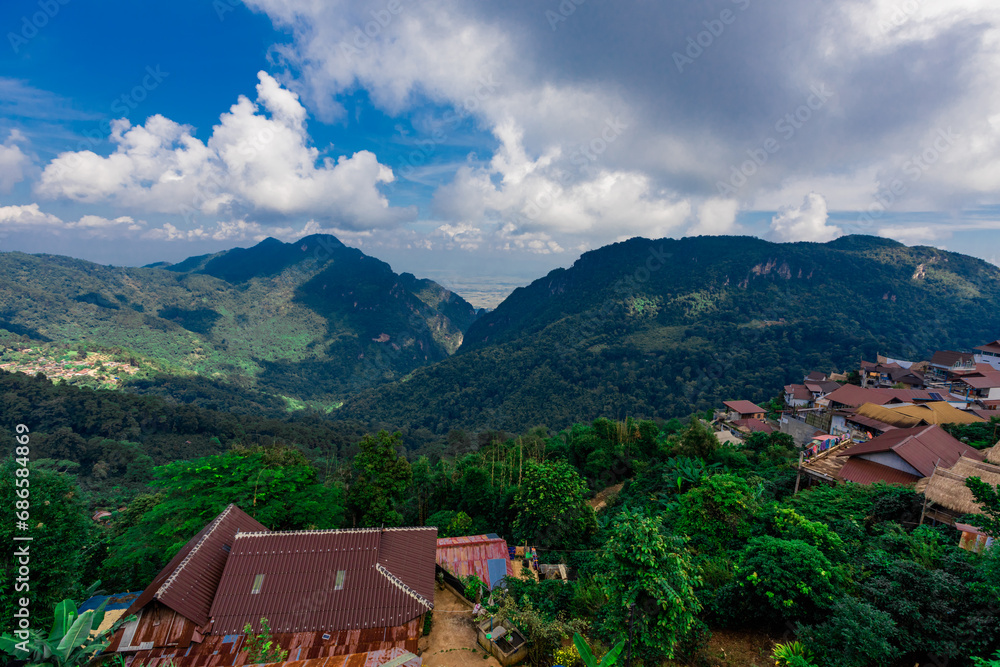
xmin=124 ymin=505 xmax=269 ymax=626
xmin=825 ymin=385 xmax=932 ymax=408
xmin=435 ymin=535 xmax=513 ymax=589
xmin=733 ymin=418 xmax=774 ymax=433
xmin=209 ymin=528 xmax=436 ymax=635
xmin=845 ymin=413 xmax=897 ymax=433
xmin=724 ymin=400 xmax=765 ymax=414
xmin=839 ymin=458 xmax=921 ymax=485
xmin=785 ymin=384 xmax=812 ymax=401
xmin=841 ymin=425 xmax=983 ymax=478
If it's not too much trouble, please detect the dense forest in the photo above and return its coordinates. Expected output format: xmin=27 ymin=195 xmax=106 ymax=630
xmin=1 ymin=369 xmax=999 ymax=666
xmin=342 ymin=235 xmax=1000 ymax=432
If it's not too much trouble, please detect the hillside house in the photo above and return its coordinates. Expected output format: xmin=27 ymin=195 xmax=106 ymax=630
xmin=975 ymin=340 xmax=1000 ymax=372
xmin=805 ymin=371 xmax=829 ymax=382
xmin=860 ymin=360 xmax=925 ymax=389
xmin=436 ymin=534 xmax=513 ymax=591
xmin=916 ymin=453 xmax=1000 ymax=550
xmin=722 ymin=400 xmax=766 ymax=421
xmin=784 ymin=384 xmax=813 ymax=408
xmin=107 ymin=505 xmax=435 ymax=667
xmin=927 ymin=350 xmax=977 ymax=382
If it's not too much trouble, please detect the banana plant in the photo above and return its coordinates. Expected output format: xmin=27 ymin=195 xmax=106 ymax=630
xmin=0 ymin=581 xmax=136 ymax=667
xmin=572 ymin=633 xmax=625 ymax=667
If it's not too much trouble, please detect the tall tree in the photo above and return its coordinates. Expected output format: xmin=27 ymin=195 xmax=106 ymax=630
xmin=513 ymin=459 xmax=595 ymax=548
xmin=348 ymin=431 xmax=412 ymax=527
xmin=597 ymin=508 xmax=702 ymax=663
xmin=966 ymin=476 xmax=1000 ymax=538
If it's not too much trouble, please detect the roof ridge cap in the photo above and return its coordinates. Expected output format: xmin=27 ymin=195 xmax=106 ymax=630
xmin=157 ymin=504 xmax=234 ymax=598
xmin=374 ymin=562 xmax=434 ymax=611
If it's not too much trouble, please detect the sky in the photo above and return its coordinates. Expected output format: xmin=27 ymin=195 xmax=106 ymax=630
xmin=1 ymin=0 xmax=999 ymax=297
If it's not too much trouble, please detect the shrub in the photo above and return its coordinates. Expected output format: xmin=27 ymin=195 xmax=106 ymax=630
xmin=797 ymin=597 xmax=900 ymax=667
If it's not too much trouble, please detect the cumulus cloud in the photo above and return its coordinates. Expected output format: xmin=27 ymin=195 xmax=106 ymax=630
xmin=0 ymin=203 xmax=144 ymax=237
xmin=36 ymin=72 xmax=413 ymax=229
xmin=769 ymin=193 xmax=842 ymax=243
xmin=0 ymin=131 xmax=30 ymax=194
xmin=242 ymin=0 xmax=1000 ymax=245
xmin=690 ymin=198 xmax=740 ymax=236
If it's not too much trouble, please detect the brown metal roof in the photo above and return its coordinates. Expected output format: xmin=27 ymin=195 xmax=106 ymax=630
xmin=840 ymin=425 xmax=983 ymax=478
xmin=124 ymin=505 xmax=269 ymax=626
xmin=930 ymin=350 xmax=976 ymax=368
xmin=209 ymin=528 xmax=436 ymax=635
xmin=724 ymin=400 xmax=765 ymax=415
xmin=838 ymin=458 xmax=921 ymax=485
xmin=785 ymin=384 xmax=812 ymax=401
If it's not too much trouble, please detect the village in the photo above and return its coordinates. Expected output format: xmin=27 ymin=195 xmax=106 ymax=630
xmin=64 ymin=339 xmax=1000 ymax=667
xmin=0 ymin=343 xmax=140 ymax=389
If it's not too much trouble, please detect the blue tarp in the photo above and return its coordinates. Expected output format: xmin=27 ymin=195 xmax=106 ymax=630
xmin=486 ymin=558 xmax=508 ymax=590
xmin=77 ymin=591 xmax=140 ymax=614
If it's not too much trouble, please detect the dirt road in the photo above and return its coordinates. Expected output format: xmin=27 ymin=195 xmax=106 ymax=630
xmin=420 ymin=585 xmax=502 ymax=667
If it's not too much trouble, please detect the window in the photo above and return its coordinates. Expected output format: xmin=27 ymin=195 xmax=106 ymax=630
xmin=251 ymin=574 xmax=265 ymax=594
xmin=334 ymin=570 xmax=346 ymax=591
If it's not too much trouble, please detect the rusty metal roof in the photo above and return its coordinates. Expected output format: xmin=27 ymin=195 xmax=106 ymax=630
xmin=436 ymin=535 xmax=513 ymax=590
xmin=125 ymin=505 xmax=269 ymax=626
xmin=838 ymin=458 xmax=921 ymax=485
xmin=209 ymin=527 xmax=436 ymax=635
xmin=841 ymin=425 xmax=983 ymax=478
xmin=723 ymin=400 xmax=765 ymax=415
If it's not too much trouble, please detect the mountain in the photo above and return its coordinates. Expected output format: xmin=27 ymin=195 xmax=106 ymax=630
xmin=0 ymin=234 xmax=478 ymax=407
xmin=340 ymin=235 xmax=1000 ymax=433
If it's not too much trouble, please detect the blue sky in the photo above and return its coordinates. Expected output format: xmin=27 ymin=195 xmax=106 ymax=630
xmin=1 ymin=0 xmax=999 ymax=294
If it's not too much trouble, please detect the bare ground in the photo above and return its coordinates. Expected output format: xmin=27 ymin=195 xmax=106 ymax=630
xmin=419 ymin=585 xmax=501 ymax=667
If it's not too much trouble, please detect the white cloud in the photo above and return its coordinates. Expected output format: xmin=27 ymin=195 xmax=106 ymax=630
xmin=690 ymin=198 xmax=740 ymax=236
xmin=0 ymin=203 xmax=62 ymax=230
xmin=36 ymin=72 xmax=413 ymax=229
xmin=0 ymin=204 xmax=144 ymax=238
xmin=769 ymin=193 xmax=842 ymax=243
xmin=0 ymin=131 xmax=30 ymax=194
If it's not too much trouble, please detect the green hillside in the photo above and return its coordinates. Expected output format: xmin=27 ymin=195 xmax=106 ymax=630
xmin=340 ymin=235 xmax=1000 ymax=432
xmin=0 ymin=234 xmax=478 ymax=407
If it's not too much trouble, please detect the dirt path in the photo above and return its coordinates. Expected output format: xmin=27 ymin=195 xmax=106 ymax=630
xmin=420 ymin=586 xmax=502 ymax=667
xmin=588 ymin=482 xmax=624 ymax=512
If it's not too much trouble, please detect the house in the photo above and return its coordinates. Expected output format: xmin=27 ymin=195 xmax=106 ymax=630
xmin=723 ymin=400 xmax=766 ymax=421
xmin=107 ymin=505 xmax=435 ymax=667
xmin=821 ymin=384 xmax=932 ymax=411
xmin=860 ymin=360 xmax=925 ymax=389
xmin=784 ymin=384 xmax=813 ymax=408
xmin=805 ymin=371 xmax=829 ymax=383
xmin=916 ymin=455 xmax=1000 ymax=540
xmin=926 ymin=350 xmax=977 ymax=382
xmin=836 ymin=424 xmax=983 ymax=486
xmin=852 ymin=401 xmax=985 ymax=428
xmin=436 ymin=534 xmax=513 ymax=591
xmin=975 ymin=339 xmax=1000 ymax=372
xmin=950 ymin=365 xmax=1000 ymax=407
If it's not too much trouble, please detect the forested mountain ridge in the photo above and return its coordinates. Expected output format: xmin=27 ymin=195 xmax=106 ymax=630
xmin=341 ymin=235 xmax=1000 ymax=433
xmin=0 ymin=234 xmax=478 ymax=406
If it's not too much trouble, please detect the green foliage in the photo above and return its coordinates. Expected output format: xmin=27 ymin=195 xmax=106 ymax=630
xmin=0 ymin=460 xmax=91 ymax=632
xmin=673 ymin=473 xmax=758 ymax=549
xmin=973 ymin=651 xmax=1000 ymax=667
xmin=513 ymin=460 xmax=595 ymax=548
xmin=460 ymin=575 xmax=486 ymax=602
xmin=733 ymin=536 xmax=842 ymax=624
xmin=493 ymin=593 xmax=587 ymax=667
xmin=597 ymin=508 xmax=702 ymax=662
xmin=572 ymin=633 xmax=624 ymax=667
xmin=771 ymin=641 xmax=815 ymax=667
xmin=797 ymin=597 xmax=900 ymax=667
xmin=763 ymin=507 xmax=847 ymax=562
xmin=943 ymin=417 xmax=1000 ymax=450
xmin=101 ymin=444 xmax=344 ymax=591
xmin=966 ymin=476 xmax=1000 ymax=539
xmin=242 ymin=617 xmax=288 ymax=664
xmin=0 ymin=583 xmax=133 ymax=667
xmin=671 ymin=419 xmax=719 ymax=460
xmin=348 ymin=430 xmax=412 ymax=527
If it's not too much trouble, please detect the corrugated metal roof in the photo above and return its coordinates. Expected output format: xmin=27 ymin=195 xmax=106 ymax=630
xmin=209 ymin=528 xmax=436 ymax=635
xmin=435 ymin=535 xmax=513 ymax=590
xmin=838 ymin=458 xmax=921 ymax=485
xmin=125 ymin=505 xmax=269 ymax=626
xmin=723 ymin=400 xmax=765 ymax=414
xmin=841 ymin=425 xmax=983 ymax=478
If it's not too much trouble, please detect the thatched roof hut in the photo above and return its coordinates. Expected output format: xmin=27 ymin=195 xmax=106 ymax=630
xmin=917 ymin=456 xmax=1000 ymax=519
xmin=984 ymin=441 xmax=1000 ymax=466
